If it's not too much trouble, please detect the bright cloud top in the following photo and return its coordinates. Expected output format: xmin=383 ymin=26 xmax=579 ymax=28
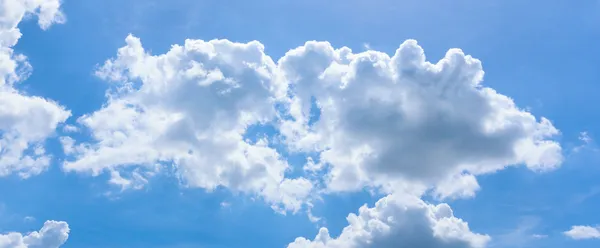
xmin=0 ymin=220 xmax=70 ymax=248
xmin=0 ymin=0 xmax=70 ymax=177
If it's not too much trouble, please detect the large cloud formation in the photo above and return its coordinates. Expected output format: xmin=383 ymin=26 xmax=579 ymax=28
xmin=278 ymin=40 xmax=561 ymax=247
xmin=288 ymin=194 xmax=489 ymax=248
xmin=0 ymin=220 xmax=70 ymax=248
xmin=63 ymin=35 xmax=562 ymax=200
xmin=0 ymin=0 xmax=70 ymax=177
xmin=279 ymin=40 xmax=562 ymax=198
xmin=61 ymin=31 xmax=562 ymax=247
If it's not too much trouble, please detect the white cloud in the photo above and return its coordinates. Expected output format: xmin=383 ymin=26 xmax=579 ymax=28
xmin=288 ymin=194 xmax=490 ymax=248
xmin=531 ymin=234 xmax=547 ymax=239
xmin=0 ymin=0 xmax=71 ymax=177
xmin=63 ymin=33 xmax=563 ymax=215
xmin=0 ymin=0 xmax=64 ymax=48
xmin=278 ymin=39 xmax=562 ymax=199
xmin=62 ymin=35 xmax=311 ymax=213
xmin=61 ymin=124 xmax=78 ymax=133
xmin=108 ymin=169 xmax=149 ymax=191
xmin=564 ymin=225 xmax=600 ymax=240
xmin=432 ymin=173 xmax=480 ymax=200
xmin=0 ymin=220 xmax=70 ymax=248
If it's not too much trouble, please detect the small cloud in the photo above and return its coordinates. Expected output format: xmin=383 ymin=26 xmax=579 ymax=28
xmin=306 ymin=204 xmax=321 ymax=223
xmin=24 ymin=216 xmax=35 ymax=222
xmin=220 ymin=201 xmax=231 ymax=208
xmin=108 ymin=169 xmax=148 ymax=192
xmin=573 ymin=131 xmax=596 ymax=153
xmin=303 ymin=157 xmax=323 ymax=173
xmin=493 ymin=216 xmax=544 ymax=247
xmin=564 ymin=225 xmax=600 ymax=240
xmin=579 ymin=131 xmax=593 ymax=144
xmin=62 ymin=124 xmax=79 ymax=133
xmin=531 ymin=234 xmax=547 ymax=239
xmin=362 ymin=42 xmax=371 ymax=50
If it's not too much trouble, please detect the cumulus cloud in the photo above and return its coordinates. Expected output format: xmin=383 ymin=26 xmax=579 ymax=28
xmin=0 ymin=0 xmax=70 ymax=177
xmin=564 ymin=225 xmax=600 ymax=240
xmin=0 ymin=220 xmax=70 ymax=248
xmin=63 ymin=32 xmax=563 ymax=213
xmin=288 ymin=194 xmax=489 ymax=248
xmin=62 ymin=35 xmax=310 ymax=213
xmin=278 ymin=39 xmax=562 ymax=198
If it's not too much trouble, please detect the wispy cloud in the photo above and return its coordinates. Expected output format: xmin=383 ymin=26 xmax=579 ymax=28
xmin=491 ymin=216 xmax=547 ymax=248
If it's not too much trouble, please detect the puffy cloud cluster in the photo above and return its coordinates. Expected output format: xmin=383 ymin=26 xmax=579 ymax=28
xmin=62 ymin=35 xmax=310 ymax=212
xmin=61 ymin=31 xmax=563 ymax=213
xmin=564 ymin=225 xmax=600 ymax=240
xmin=278 ymin=40 xmax=562 ymax=198
xmin=0 ymin=220 xmax=70 ymax=248
xmin=288 ymin=194 xmax=489 ymax=248
xmin=63 ymin=34 xmax=563 ymax=200
xmin=0 ymin=0 xmax=70 ymax=177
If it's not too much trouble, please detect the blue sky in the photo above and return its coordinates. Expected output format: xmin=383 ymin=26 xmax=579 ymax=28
xmin=1 ymin=0 xmax=600 ymax=247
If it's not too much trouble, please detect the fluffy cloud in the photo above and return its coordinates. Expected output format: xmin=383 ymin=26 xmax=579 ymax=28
xmin=63 ymin=33 xmax=562 ymax=212
xmin=278 ymin=40 xmax=562 ymax=198
xmin=0 ymin=220 xmax=70 ymax=248
xmin=564 ymin=225 xmax=600 ymax=240
xmin=0 ymin=0 xmax=70 ymax=177
xmin=62 ymin=35 xmax=310 ymax=213
xmin=288 ymin=194 xmax=489 ymax=248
